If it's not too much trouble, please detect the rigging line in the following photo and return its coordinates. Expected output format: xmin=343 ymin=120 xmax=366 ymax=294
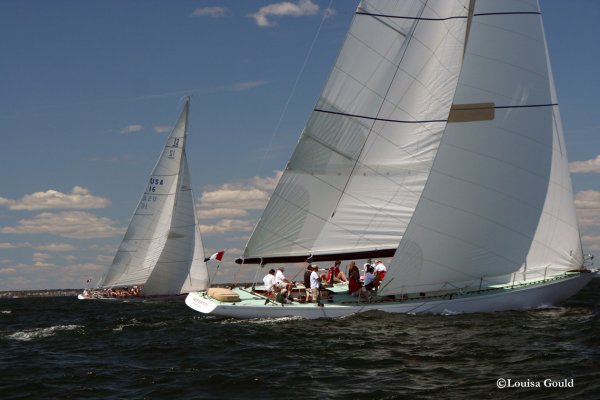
xmin=315 ymin=103 xmax=558 ymax=121
xmin=256 ymin=0 xmax=334 ymax=178
xmin=356 ymin=11 xmax=541 ymax=20
xmin=314 ymin=108 xmax=447 ymax=124
xmin=356 ymin=11 xmax=468 ymax=21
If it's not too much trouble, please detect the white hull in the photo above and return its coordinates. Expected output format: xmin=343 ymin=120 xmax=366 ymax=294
xmin=185 ymin=272 xmax=596 ymax=319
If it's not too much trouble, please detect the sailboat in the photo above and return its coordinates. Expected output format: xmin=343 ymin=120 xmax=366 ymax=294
xmin=79 ymin=98 xmax=209 ymax=300
xmin=185 ymin=0 xmax=596 ymax=318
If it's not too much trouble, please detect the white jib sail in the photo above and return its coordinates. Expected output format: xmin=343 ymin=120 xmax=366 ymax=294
xmin=382 ymin=0 xmax=583 ymax=295
xmin=243 ymin=0 xmax=470 ymax=261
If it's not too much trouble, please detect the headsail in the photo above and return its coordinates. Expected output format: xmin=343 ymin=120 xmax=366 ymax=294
xmin=381 ymin=0 xmax=582 ymax=295
xmin=242 ymin=0 xmax=470 ymax=264
xmin=101 ymin=99 xmax=209 ymax=295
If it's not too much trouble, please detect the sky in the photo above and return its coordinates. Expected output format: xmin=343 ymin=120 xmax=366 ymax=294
xmin=0 ymin=0 xmax=599 ymax=291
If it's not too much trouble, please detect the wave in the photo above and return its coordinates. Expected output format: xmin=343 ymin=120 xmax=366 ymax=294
xmin=6 ymin=324 xmax=83 ymax=342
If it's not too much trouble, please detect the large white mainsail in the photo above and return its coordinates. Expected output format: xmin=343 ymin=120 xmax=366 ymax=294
xmin=242 ymin=0 xmax=470 ymax=264
xmin=381 ymin=0 xmax=583 ymax=295
xmin=100 ymin=99 xmax=209 ymax=296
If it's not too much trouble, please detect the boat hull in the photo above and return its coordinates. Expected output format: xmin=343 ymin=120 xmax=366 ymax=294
xmin=185 ymin=272 xmax=596 ymax=319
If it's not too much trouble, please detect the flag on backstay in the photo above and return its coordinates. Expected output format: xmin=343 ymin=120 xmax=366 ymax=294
xmin=204 ymin=251 xmax=225 ymax=262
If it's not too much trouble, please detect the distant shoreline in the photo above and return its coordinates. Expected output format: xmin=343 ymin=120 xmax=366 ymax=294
xmin=0 ymin=283 xmax=254 ymax=299
xmin=0 ymin=289 xmax=83 ymax=298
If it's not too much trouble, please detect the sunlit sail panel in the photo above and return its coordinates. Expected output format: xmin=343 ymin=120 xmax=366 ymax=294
xmin=383 ymin=0 xmax=582 ymax=294
xmin=243 ymin=0 xmax=470 ymax=262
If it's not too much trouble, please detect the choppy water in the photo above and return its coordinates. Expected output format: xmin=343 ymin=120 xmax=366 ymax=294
xmin=1 ymin=280 xmax=599 ymax=400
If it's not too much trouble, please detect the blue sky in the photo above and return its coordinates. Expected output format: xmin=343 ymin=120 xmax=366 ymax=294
xmin=0 ymin=0 xmax=599 ymax=291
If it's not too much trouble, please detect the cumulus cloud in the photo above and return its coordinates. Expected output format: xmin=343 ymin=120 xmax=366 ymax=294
xmin=191 ymin=6 xmax=227 ymax=18
xmin=0 ymin=186 xmax=110 ymax=211
xmin=0 ymin=211 xmax=124 ymax=239
xmin=154 ymin=125 xmax=172 ymax=134
xmin=120 ymin=124 xmax=144 ymax=134
xmin=570 ymin=155 xmax=600 ymax=173
xmin=575 ymin=190 xmax=600 ymax=230
xmin=197 ymin=208 xmax=249 ymax=219
xmin=582 ymin=235 xmax=600 ymax=252
xmin=197 ymin=171 xmax=282 ymax=236
xmin=198 ymin=171 xmax=282 ymax=214
xmin=248 ymin=0 xmax=319 ymax=27
xmin=32 ymin=252 xmax=54 ymax=267
xmin=201 ymin=188 xmax=270 ymax=210
xmin=200 ymin=219 xmax=256 ymax=235
xmin=34 ymin=243 xmax=77 ymax=252
xmin=0 ymin=242 xmax=31 ymax=249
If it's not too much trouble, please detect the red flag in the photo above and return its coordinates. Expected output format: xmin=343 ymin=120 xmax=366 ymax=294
xmin=204 ymin=250 xmax=225 ymax=262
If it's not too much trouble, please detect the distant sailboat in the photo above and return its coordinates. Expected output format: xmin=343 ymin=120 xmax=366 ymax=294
xmin=80 ymin=98 xmax=209 ymax=300
xmin=186 ymin=0 xmax=596 ymax=318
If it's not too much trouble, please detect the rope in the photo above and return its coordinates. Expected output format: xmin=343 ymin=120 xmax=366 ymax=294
xmin=256 ymin=0 xmax=335 ymax=177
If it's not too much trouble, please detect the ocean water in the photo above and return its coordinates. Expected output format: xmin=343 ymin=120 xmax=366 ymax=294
xmin=1 ymin=280 xmax=599 ymax=400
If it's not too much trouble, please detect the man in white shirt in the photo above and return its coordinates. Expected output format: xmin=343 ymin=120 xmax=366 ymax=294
xmin=262 ymin=269 xmax=276 ymax=293
xmin=275 ymin=267 xmax=294 ymax=296
xmin=310 ymin=265 xmax=321 ymax=305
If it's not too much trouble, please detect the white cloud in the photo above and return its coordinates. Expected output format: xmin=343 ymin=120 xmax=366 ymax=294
xmin=229 ymin=80 xmax=269 ymax=91
xmin=200 ymin=188 xmax=270 ymax=210
xmin=0 ymin=211 xmax=125 ymax=239
xmin=582 ymin=235 xmax=600 ymax=252
xmin=191 ymin=6 xmax=227 ymax=18
xmin=32 ymin=252 xmax=54 ymax=267
xmin=0 ymin=186 xmax=110 ymax=211
xmin=34 ymin=243 xmax=77 ymax=252
xmin=200 ymin=219 xmax=256 ymax=235
xmin=197 ymin=207 xmax=248 ymax=219
xmin=120 ymin=124 xmax=144 ymax=134
xmin=248 ymin=0 xmax=319 ymax=27
xmin=323 ymin=7 xmax=336 ymax=18
xmin=153 ymin=125 xmax=172 ymax=134
xmin=575 ymin=190 xmax=600 ymax=230
xmin=96 ymin=254 xmax=114 ymax=263
xmin=569 ymin=155 xmax=600 ymax=173
xmin=0 ymin=242 xmax=31 ymax=249
xmin=197 ymin=171 xmax=282 ymax=238
xmin=0 ymin=268 xmax=17 ymax=275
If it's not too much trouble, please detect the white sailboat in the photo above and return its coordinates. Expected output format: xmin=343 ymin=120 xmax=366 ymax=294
xmin=186 ymin=0 xmax=596 ymax=318
xmin=80 ymin=98 xmax=209 ymax=300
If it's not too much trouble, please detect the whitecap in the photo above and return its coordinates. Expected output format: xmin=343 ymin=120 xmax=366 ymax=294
xmin=7 ymin=324 xmax=83 ymax=342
